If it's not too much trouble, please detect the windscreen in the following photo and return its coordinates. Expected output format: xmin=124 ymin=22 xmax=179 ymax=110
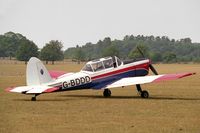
xmin=91 ymin=62 xmax=104 ymax=72
xmin=103 ymin=59 xmax=113 ymax=68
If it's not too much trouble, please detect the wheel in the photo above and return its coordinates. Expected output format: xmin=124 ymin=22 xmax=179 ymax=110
xmin=141 ymin=90 xmax=149 ymax=98
xmin=103 ymin=89 xmax=111 ymax=97
xmin=31 ymin=96 xmax=36 ymax=101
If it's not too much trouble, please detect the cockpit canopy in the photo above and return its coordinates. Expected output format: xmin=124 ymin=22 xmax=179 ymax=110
xmin=81 ymin=56 xmax=122 ymax=72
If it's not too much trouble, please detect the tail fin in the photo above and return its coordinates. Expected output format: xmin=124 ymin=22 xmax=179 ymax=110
xmin=26 ymin=57 xmax=52 ymax=85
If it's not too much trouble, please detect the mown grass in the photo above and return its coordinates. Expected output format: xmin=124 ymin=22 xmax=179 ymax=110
xmin=0 ymin=61 xmax=200 ymax=133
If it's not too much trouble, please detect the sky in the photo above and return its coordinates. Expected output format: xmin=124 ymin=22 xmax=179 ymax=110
xmin=0 ymin=0 xmax=200 ymax=49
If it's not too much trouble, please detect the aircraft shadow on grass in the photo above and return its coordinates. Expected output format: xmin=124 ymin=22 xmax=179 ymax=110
xmin=60 ymin=94 xmax=200 ymax=101
xmin=13 ymin=97 xmax=79 ymax=102
xmin=13 ymin=95 xmax=200 ymax=102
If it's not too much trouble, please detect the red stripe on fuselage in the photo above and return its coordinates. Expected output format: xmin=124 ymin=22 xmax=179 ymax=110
xmin=91 ymin=62 xmax=149 ymax=80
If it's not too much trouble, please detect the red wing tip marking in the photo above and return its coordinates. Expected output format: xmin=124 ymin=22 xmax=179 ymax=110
xmin=154 ymin=72 xmax=196 ymax=82
xmin=49 ymin=71 xmax=67 ymax=78
xmin=5 ymin=87 xmax=14 ymax=92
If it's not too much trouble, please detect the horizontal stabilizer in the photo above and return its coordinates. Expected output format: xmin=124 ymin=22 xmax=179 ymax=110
xmin=6 ymin=85 xmax=59 ymax=94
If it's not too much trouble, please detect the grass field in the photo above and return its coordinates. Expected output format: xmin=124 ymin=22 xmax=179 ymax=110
xmin=0 ymin=61 xmax=200 ymax=133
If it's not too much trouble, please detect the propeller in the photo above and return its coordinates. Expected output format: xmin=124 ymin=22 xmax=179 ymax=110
xmin=137 ymin=47 xmax=145 ymax=58
xmin=137 ymin=47 xmax=158 ymax=75
xmin=149 ymin=64 xmax=158 ymax=75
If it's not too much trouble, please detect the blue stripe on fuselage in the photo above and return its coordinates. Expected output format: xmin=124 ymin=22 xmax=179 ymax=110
xmin=91 ymin=69 xmax=148 ymax=89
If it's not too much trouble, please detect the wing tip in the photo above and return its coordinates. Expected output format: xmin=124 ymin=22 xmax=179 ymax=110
xmin=180 ymin=72 xmax=196 ymax=78
xmin=5 ymin=87 xmax=14 ymax=92
xmin=154 ymin=72 xmax=196 ymax=82
xmin=192 ymin=72 xmax=196 ymax=75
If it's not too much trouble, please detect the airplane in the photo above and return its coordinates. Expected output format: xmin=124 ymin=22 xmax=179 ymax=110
xmin=6 ymin=49 xmax=195 ymax=101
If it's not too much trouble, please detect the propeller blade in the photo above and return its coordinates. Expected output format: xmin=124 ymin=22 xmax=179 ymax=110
xmin=149 ymin=64 xmax=158 ymax=75
xmin=137 ymin=47 xmax=145 ymax=58
xmin=137 ymin=46 xmax=159 ymax=75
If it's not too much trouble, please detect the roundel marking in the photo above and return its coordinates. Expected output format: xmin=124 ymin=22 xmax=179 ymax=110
xmin=40 ymin=69 xmax=44 ymax=75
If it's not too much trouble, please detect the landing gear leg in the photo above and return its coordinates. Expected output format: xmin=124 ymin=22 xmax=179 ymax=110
xmin=31 ymin=96 xmax=36 ymax=101
xmin=103 ymin=89 xmax=111 ymax=97
xmin=136 ymin=84 xmax=149 ymax=98
xmin=31 ymin=94 xmax=39 ymax=101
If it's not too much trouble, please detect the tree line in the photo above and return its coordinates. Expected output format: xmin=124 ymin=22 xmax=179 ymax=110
xmin=64 ymin=35 xmax=200 ymax=63
xmin=0 ymin=32 xmax=64 ymax=64
xmin=0 ymin=31 xmax=200 ymax=64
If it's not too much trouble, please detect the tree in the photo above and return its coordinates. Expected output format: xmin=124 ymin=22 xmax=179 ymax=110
xmin=74 ymin=45 xmax=85 ymax=64
xmin=16 ymin=40 xmax=38 ymax=64
xmin=180 ymin=38 xmax=192 ymax=44
xmin=163 ymin=52 xmax=177 ymax=63
xmin=102 ymin=44 xmax=119 ymax=57
xmin=151 ymin=52 xmax=162 ymax=62
xmin=63 ymin=35 xmax=200 ymax=63
xmin=103 ymin=37 xmax=111 ymax=46
xmin=40 ymin=40 xmax=64 ymax=64
xmin=128 ymin=44 xmax=149 ymax=59
xmin=0 ymin=32 xmax=26 ymax=59
xmin=0 ymin=35 xmax=7 ymax=58
xmin=64 ymin=47 xmax=77 ymax=59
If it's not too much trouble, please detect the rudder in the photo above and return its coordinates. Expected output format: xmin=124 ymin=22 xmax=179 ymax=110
xmin=26 ymin=57 xmax=52 ymax=85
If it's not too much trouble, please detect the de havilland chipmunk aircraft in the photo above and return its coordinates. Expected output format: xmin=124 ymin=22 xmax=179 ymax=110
xmin=6 ymin=50 xmax=195 ymax=101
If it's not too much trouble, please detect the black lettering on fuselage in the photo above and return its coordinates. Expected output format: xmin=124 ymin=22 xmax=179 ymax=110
xmin=62 ymin=76 xmax=91 ymax=89
xmin=80 ymin=77 xmax=85 ymax=84
xmin=75 ymin=78 xmax=81 ymax=85
xmin=70 ymin=80 xmax=75 ymax=86
xmin=62 ymin=81 xmax=68 ymax=88
xmin=85 ymin=76 xmax=90 ymax=82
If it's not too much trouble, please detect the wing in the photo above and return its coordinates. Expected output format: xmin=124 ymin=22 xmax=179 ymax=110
xmin=106 ymin=72 xmax=195 ymax=89
xmin=6 ymin=85 xmax=59 ymax=94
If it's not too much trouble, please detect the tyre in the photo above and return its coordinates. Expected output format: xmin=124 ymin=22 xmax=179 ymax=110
xmin=31 ymin=97 xmax=36 ymax=101
xmin=103 ymin=89 xmax=111 ymax=97
xmin=141 ymin=90 xmax=149 ymax=98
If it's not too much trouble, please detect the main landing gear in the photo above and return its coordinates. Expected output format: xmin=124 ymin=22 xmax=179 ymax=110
xmin=103 ymin=89 xmax=111 ymax=97
xmin=136 ymin=84 xmax=149 ymax=98
xmin=31 ymin=94 xmax=39 ymax=101
xmin=103 ymin=85 xmax=149 ymax=98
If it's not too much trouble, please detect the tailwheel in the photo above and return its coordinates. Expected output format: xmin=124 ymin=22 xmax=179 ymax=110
xmin=141 ymin=90 xmax=149 ymax=98
xmin=103 ymin=89 xmax=111 ymax=97
xmin=31 ymin=96 xmax=36 ymax=101
xmin=31 ymin=94 xmax=39 ymax=101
